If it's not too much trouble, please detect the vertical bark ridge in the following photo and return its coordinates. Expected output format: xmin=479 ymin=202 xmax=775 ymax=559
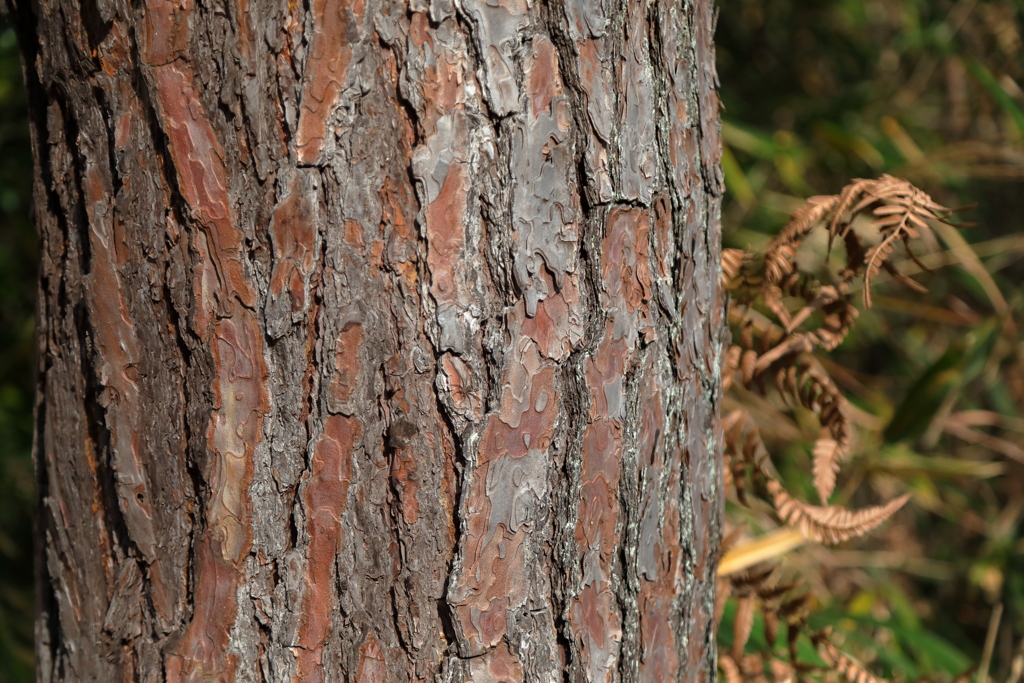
xmin=14 ymin=0 xmax=723 ymax=678
xmin=647 ymin=1 xmax=725 ymax=680
xmin=541 ymin=7 xmax=612 ymax=683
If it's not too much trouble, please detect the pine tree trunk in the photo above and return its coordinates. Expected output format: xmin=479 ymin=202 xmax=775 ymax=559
xmin=10 ymin=0 xmax=724 ymax=676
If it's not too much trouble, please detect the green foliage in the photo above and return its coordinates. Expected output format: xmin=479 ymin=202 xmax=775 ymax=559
xmin=884 ymin=319 xmax=999 ymax=444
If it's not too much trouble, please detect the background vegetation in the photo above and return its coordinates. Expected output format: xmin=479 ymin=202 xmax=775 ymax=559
xmin=716 ymin=1 xmax=1024 ymax=681
xmin=0 ymin=16 xmax=37 ymax=683
xmin=1 ymin=0 xmax=1024 ymax=681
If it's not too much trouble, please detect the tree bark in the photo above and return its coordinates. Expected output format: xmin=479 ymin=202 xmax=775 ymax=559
xmin=10 ymin=0 xmax=724 ymax=676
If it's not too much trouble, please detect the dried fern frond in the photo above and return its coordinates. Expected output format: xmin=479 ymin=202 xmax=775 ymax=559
xmin=728 ymin=564 xmax=778 ymax=592
xmin=752 ymin=175 xmax=953 ymax=313
xmin=863 ymin=230 xmax=904 ymax=308
xmin=740 ymin=653 xmax=769 ymax=682
xmin=817 ymin=639 xmax=887 ymax=683
xmin=723 ymin=248 xmax=748 ymax=285
xmin=757 ymin=578 xmax=804 ymax=603
xmin=769 ymin=657 xmax=795 ymax=683
xmin=722 ymin=409 xmax=763 ymax=507
xmin=718 ymin=562 xmax=820 ymax=679
xmin=776 ymin=592 xmax=811 ymax=622
xmin=733 ymin=593 xmax=757 ymax=662
xmin=763 ymin=607 xmax=779 ymax=650
xmin=811 ymin=436 xmax=844 ymax=504
xmin=768 ymin=480 xmax=912 ymax=545
xmin=772 ymin=364 xmax=851 ymax=503
xmin=723 ymin=454 xmax=736 ymax=504
xmin=716 ymin=175 xmax=952 ymax=682
xmin=719 ymin=654 xmax=743 ymax=683
xmin=763 ymin=197 xmax=836 ymax=285
xmin=826 ymin=178 xmax=877 ymax=240
xmin=716 ymin=577 xmax=731 ymax=624
xmin=724 ymin=345 xmax=743 ymax=393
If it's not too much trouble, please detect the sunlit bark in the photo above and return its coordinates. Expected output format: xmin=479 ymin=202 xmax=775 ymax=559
xmin=11 ymin=0 xmax=725 ymax=678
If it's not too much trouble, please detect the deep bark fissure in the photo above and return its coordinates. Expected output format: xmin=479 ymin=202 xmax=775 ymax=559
xmin=429 ymin=360 xmax=469 ymax=660
xmin=76 ymin=311 xmax=132 ymax=566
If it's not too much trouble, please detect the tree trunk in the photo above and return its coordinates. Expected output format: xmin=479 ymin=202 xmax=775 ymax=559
xmin=10 ymin=0 xmax=724 ymax=675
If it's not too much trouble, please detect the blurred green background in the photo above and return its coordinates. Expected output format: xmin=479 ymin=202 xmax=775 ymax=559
xmin=716 ymin=0 xmax=1024 ymax=681
xmin=2 ymin=0 xmax=1024 ymax=681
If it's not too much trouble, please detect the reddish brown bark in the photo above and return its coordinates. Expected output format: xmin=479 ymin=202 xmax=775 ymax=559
xmin=10 ymin=0 xmax=725 ymax=678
